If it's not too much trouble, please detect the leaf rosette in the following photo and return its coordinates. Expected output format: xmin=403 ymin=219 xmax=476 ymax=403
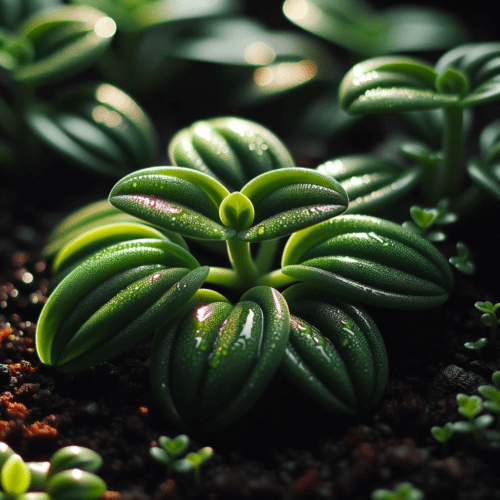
xmin=238 ymin=167 xmax=348 ymax=241
xmin=150 ymin=286 xmax=290 ymax=431
xmin=281 ymin=215 xmax=453 ymax=309
xmin=282 ymin=284 xmax=388 ymax=414
xmin=26 ymin=83 xmax=157 ymax=177
xmin=14 ymin=5 xmax=116 ymax=85
xmin=36 ymin=239 xmax=208 ymax=372
xmin=316 ymin=155 xmax=422 ymax=214
xmin=168 ymin=117 xmax=295 ymax=191
xmin=109 ymin=166 xmax=235 ymax=240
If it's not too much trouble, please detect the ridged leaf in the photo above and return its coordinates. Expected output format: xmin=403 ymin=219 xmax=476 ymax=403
xmin=238 ymin=168 xmax=348 ymax=241
xmin=316 ymin=155 xmax=422 ymax=214
xmin=151 ymin=286 xmax=290 ymax=431
xmin=14 ymin=6 xmax=116 ymax=85
xmin=282 ymin=215 xmax=453 ymax=309
xmin=109 ymin=166 xmax=235 ymax=240
xmin=36 ymin=238 xmax=204 ymax=370
xmin=26 ymin=83 xmax=157 ymax=177
xmin=168 ymin=117 xmax=295 ymax=191
xmin=282 ymin=284 xmax=388 ymax=414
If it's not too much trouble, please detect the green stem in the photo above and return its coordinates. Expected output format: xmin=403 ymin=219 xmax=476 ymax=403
xmin=254 ymin=239 xmax=280 ymax=274
xmin=205 ymin=267 xmax=239 ymax=288
xmin=226 ymin=237 xmax=258 ymax=287
xmin=432 ymin=105 xmax=464 ymax=202
xmin=256 ymin=269 xmax=298 ymax=289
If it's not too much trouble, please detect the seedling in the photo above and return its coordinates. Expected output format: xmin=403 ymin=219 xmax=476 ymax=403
xmin=371 ymin=482 xmax=424 ymax=500
xmin=453 ymin=394 xmax=494 ymax=448
xmin=449 ymin=242 xmax=475 ymax=275
xmin=478 ymin=371 xmax=500 ymax=430
xmin=463 ymin=338 xmax=488 ymax=359
xmin=150 ymin=435 xmax=213 ymax=490
xmin=430 ymin=422 xmax=454 ymax=454
xmin=475 ymin=301 xmax=500 ymax=344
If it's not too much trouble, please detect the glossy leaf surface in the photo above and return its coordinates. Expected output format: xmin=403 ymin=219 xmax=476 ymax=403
xmin=46 ymin=469 xmax=106 ymax=500
xmin=109 ymin=167 xmax=235 ymax=240
xmin=14 ymin=6 xmax=116 ymax=85
xmin=48 ymin=447 xmax=102 ymax=478
xmin=168 ymin=117 xmax=295 ymax=191
xmin=316 ymin=155 xmax=422 ymax=214
xmin=339 ymin=56 xmax=456 ymax=114
xmin=282 ymin=284 xmax=388 ymax=414
xmin=26 ymin=83 xmax=157 ymax=177
xmin=36 ymin=239 xmax=205 ymax=371
xmin=282 ymin=215 xmax=453 ymax=309
xmin=238 ymin=168 xmax=348 ymax=241
xmin=151 ymin=286 xmax=290 ymax=431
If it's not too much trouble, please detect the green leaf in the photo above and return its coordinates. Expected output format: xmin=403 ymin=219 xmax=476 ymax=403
xmin=282 ymin=215 xmax=453 ymax=309
xmin=14 ymin=5 xmax=116 ymax=85
xmin=493 ymin=372 xmax=500 ymax=390
xmin=478 ymin=385 xmax=500 ymax=405
xmin=475 ymin=414 xmax=495 ymax=429
xmin=151 ymin=286 xmax=290 ymax=431
xmin=431 ymin=422 xmax=454 ymax=443
xmin=46 ymin=469 xmax=106 ymax=500
xmin=281 ymin=284 xmax=388 ymax=414
xmin=1 ymin=454 xmax=30 ymax=495
xmin=168 ymin=117 xmax=295 ymax=191
xmin=238 ymin=168 xmax=348 ymax=242
xmin=149 ymin=447 xmax=169 ymax=464
xmin=467 ymin=158 xmax=500 ymax=203
xmin=109 ymin=166 xmax=235 ymax=240
xmin=479 ymin=119 xmax=500 ymax=164
xmin=449 ymin=242 xmax=475 ymax=275
xmin=0 ymin=442 xmax=14 ymax=469
xmin=27 ymin=461 xmax=51 ymax=490
xmin=409 ymin=206 xmax=439 ymax=230
xmin=435 ymin=67 xmax=468 ymax=95
xmin=219 ymin=192 xmax=255 ymax=231
xmin=317 ymin=155 xmax=422 ymax=214
xmin=339 ymin=56 xmax=458 ymax=114
xmin=457 ymin=394 xmax=482 ymax=419
xmin=159 ymin=435 xmax=189 ymax=458
xmin=48 ymin=446 xmax=102 ymax=479
xmin=36 ymin=238 xmax=205 ymax=370
xmin=464 ymin=338 xmax=488 ymax=350
xmin=26 ymin=83 xmax=158 ymax=177
xmin=172 ymin=458 xmax=193 ymax=473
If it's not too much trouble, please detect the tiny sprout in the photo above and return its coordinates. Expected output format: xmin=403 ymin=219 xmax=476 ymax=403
xmin=402 ymin=199 xmax=457 ymax=242
xmin=475 ymin=301 xmax=500 ymax=344
xmin=449 ymin=242 xmax=475 ymax=275
xmin=478 ymin=371 xmax=500 ymax=430
xmin=371 ymin=482 xmax=424 ymax=500
xmin=431 ymin=422 xmax=454 ymax=453
xmin=1 ymin=454 xmax=30 ymax=497
xmin=150 ymin=435 xmax=213 ymax=490
xmin=453 ymin=394 xmax=494 ymax=447
xmin=464 ymin=337 xmax=488 ymax=359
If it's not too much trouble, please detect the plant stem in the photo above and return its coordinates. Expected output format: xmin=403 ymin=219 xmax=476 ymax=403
xmin=205 ymin=267 xmax=239 ymax=288
xmin=256 ymin=269 xmax=298 ymax=289
xmin=226 ymin=237 xmax=258 ymax=288
xmin=432 ymin=105 xmax=464 ymax=202
xmin=254 ymin=239 xmax=280 ymax=274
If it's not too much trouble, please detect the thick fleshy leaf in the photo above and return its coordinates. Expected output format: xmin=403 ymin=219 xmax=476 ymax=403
xmin=282 ymin=284 xmax=388 ymax=414
xmin=109 ymin=166 xmax=234 ymax=240
xmin=283 ymin=0 xmax=466 ymax=55
xmin=0 ymin=27 xmax=34 ymax=71
xmin=71 ymin=0 xmax=239 ymax=32
xmin=46 ymin=469 xmax=106 ymax=500
xmin=26 ymin=83 xmax=157 ymax=177
xmin=0 ymin=442 xmax=14 ymax=469
xmin=14 ymin=6 xmax=116 ymax=85
xmin=48 ymin=447 xmax=102 ymax=478
xmin=238 ymin=168 xmax=348 ymax=241
xmin=151 ymin=286 xmax=290 ymax=431
xmin=436 ymin=43 xmax=500 ymax=107
xmin=316 ymin=155 xmax=422 ymax=214
xmin=281 ymin=215 xmax=453 ymax=309
xmin=339 ymin=56 xmax=458 ymax=114
xmin=36 ymin=238 xmax=203 ymax=369
xmin=168 ymin=117 xmax=295 ymax=191
xmin=27 ymin=462 xmax=50 ymax=490
xmin=1 ymin=454 xmax=30 ymax=495
xmin=51 ymin=220 xmax=184 ymax=279
xmin=479 ymin=119 xmax=500 ymax=164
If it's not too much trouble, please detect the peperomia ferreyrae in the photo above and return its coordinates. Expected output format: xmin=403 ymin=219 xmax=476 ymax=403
xmin=36 ymin=116 xmax=453 ymax=430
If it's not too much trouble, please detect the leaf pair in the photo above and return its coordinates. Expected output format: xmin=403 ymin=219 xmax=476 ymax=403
xmin=109 ymin=165 xmax=349 ymax=242
xmin=339 ymin=44 xmax=500 ymax=114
